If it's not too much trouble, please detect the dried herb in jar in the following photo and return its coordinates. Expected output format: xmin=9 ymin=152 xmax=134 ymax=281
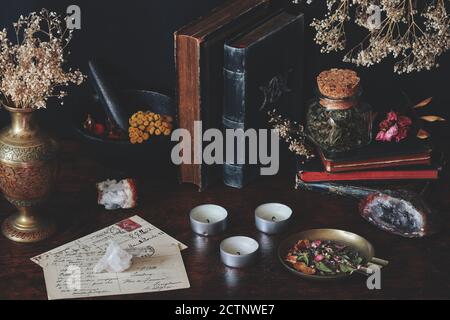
xmin=306 ymin=69 xmax=372 ymax=154
xmin=307 ymin=101 xmax=372 ymax=153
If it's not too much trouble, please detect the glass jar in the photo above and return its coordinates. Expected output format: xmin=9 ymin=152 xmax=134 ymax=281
xmin=306 ymin=87 xmax=373 ymax=154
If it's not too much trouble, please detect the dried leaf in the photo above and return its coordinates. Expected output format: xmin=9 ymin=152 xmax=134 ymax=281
xmin=417 ymin=129 xmax=431 ymax=139
xmin=293 ymin=262 xmax=316 ymax=275
xmin=339 ymin=264 xmax=355 ymax=273
xmin=414 ymin=97 xmax=433 ymax=109
xmin=316 ymin=262 xmax=333 ymax=273
xmin=420 ymin=115 xmax=446 ymax=122
xmin=285 ymin=255 xmax=297 ymax=264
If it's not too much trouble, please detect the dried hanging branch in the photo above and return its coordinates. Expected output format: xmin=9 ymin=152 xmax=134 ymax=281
xmin=268 ymin=109 xmax=316 ymax=160
xmin=301 ymin=0 xmax=450 ymax=74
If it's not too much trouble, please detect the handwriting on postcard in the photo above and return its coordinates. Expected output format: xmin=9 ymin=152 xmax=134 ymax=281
xmin=32 ymin=216 xmax=187 ymax=267
xmin=44 ymin=244 xmax=190 ymax=300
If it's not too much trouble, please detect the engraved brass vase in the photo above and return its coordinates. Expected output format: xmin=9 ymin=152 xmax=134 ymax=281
xmin=0 ymin=106 xmax=59 ymax=243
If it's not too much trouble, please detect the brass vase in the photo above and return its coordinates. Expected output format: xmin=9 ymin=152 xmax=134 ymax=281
xmin=0 ymin=106 xmax=59 ymax=243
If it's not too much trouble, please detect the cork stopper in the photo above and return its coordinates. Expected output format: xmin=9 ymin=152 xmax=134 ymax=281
xmin=317 ymin=68 xmax=361 ymax=99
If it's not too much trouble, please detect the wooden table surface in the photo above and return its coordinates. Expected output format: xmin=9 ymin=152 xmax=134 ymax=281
xmin=0 ymin=142 xmax=449 ymax=300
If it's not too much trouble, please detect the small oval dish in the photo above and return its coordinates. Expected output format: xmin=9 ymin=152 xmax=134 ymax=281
xmin=278 ymin=229 xmax=388 ymax=281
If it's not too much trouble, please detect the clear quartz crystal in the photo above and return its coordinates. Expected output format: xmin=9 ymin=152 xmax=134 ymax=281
xmin=93 ymin=240 xmax=133 ymax=273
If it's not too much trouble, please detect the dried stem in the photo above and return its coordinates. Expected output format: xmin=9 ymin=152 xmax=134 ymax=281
xmin=307 ymin=0 xmax=450 ymax=73
xmin=267 ymin=109 xmax=315 ymax=160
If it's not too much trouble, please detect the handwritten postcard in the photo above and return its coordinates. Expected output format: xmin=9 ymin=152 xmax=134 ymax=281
xmin=31 ymin=215 xmax=187 ymax=268
xmin=43 ymin=243 xmax=190 ymax=300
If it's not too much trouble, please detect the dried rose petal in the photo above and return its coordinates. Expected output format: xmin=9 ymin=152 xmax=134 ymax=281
xmin=387 ymin=111 xmax=398 ymax=122
xmin=311 ymin=240 xmax=321 ymax=248
xmin=384 ymin=124 xmax=399 ymax=142
xmin=293 ymin=262 xmax=316 ymax=275
xmin=376 ymin=130 xmax=386 ymax=141
xmin=396 ymin=126 xmax=409 ymax=142
xmin=285 ymin=255 xmax=297 ymax=264
xmin=398 ymin=116 xmax=412 ymax=128
xmin=294 ymin=240 xmax=310 ymax=250
xmin=314 ymin=254 xmax=324 ymax=262
xmin=94 ymin=124 xmax=106 ymax=136
xmin=379 ymin=119 xmax=392 ymax=131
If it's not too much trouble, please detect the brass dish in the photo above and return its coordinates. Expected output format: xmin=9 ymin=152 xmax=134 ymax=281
xmin=278 ymin=229 xmax=386 ymax=281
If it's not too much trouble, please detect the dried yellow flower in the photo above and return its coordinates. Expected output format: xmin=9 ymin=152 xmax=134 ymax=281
xmin=127 ymin=110 xmax=174 ymax=144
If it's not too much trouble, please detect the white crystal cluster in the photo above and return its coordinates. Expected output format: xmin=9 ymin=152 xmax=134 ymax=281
xmin=97 ymin=179 xmax=137 ymax=210
xmin=93 ymin=241 xmax=133 ymax=273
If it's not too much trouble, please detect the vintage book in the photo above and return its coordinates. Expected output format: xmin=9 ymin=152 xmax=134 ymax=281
xmin=299 ymin=168 xmax=439 ymax=183
xmin=295 ymin=175 xmax=431 ymax=197
xmin=175 ymin=0 xmax=274 ymax=191
xmin=319 ymin=139 xmax=433 ymax=173
xmin=297 ymin=156 xmax=440 ymax=183
xmin=223 ymin=12 xmax=304 ymax=188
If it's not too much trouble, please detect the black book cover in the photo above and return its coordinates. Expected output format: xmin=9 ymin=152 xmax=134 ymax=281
xmin=223 ymin=11 xmax=304 ymax=188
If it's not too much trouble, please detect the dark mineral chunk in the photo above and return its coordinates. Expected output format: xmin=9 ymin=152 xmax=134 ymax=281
xmin=359 ymin=190 xmax=441 ymax=238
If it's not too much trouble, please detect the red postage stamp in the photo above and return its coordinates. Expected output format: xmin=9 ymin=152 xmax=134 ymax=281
xmin=116 ymin=218 xmax=142 ymax=232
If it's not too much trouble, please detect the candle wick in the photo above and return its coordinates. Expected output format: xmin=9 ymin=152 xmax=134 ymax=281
xmin=206 ymin=219 xmax=210 ymax=223
xmin=236 ymin=251 xmax=241 ymax=255
xmin=272 ymin=216 xmax=277 ymax=222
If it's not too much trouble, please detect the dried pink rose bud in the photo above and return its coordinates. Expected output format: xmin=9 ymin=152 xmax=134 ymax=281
xmin=387 ymin=111 xmax=398 ymax=122
xmin=384 ymin=124 xmax=399 ymax=142
xmin=314 ymin=254 xmax=324 ymax=262
xmin=311 ymin=240 xmax=321 ymax=248
xmin=376 ymin=111 xmax=412 ymax=143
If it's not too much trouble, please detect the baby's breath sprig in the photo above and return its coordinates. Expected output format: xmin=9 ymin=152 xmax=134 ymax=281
xmin=302 ymin=0 xmax=450 ymax=74
xmin=268 ymin=109 xmax=315 ymax=160
xmin=0 ymin=9 xmax=85 ymax=109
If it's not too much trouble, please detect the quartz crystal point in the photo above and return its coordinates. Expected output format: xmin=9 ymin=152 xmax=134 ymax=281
xmin=93 ymin=241 xmax=133 ymax=273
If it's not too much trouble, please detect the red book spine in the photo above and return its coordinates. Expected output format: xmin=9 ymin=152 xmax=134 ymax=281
xmin=299 ymin=169 xmax=439 ymax=183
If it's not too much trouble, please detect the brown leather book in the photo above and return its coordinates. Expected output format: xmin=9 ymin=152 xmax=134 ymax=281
xmin=318 ymin=139 xmax=433 ymax=173
xmin=174 ymin=0 xmax=273 ymax=191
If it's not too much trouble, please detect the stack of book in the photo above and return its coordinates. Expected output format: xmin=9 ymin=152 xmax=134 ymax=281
xmin=175 ymin=0 xmax=303 ymax=190
xmin=174 ymin=0 xmax=441 ymax=190
xmin=296 ymin=138 xmax=441 ymax=184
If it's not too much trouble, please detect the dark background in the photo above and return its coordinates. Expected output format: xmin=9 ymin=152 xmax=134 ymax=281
xmin=0 ymin=0 xmax=449 ymax=136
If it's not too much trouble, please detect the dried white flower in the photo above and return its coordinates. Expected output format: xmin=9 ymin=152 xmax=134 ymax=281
xmin=307 ymin=0 xmax=450 ymax=74
xmin=0 ymin=9 xmax=86 ymax=109
xmin=268 ymin=109 xmax=315 ymax=159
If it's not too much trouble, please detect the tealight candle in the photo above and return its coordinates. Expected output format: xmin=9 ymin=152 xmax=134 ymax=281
xmin=189 ymin=204 xmax=228 ymax=237
xmin=255 ymin=203 xmax=292 ymax=235
xmin=220 ymin=236 xmax=259 ymax=268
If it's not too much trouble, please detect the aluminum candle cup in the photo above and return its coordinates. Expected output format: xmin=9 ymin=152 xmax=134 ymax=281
xmin=190 ymin=205 xmax=228 ymax=237
xmin=255 ymin=203 xmax=293 ymax=235
xmin=220 ymin=236 xmax=259 ymax=268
